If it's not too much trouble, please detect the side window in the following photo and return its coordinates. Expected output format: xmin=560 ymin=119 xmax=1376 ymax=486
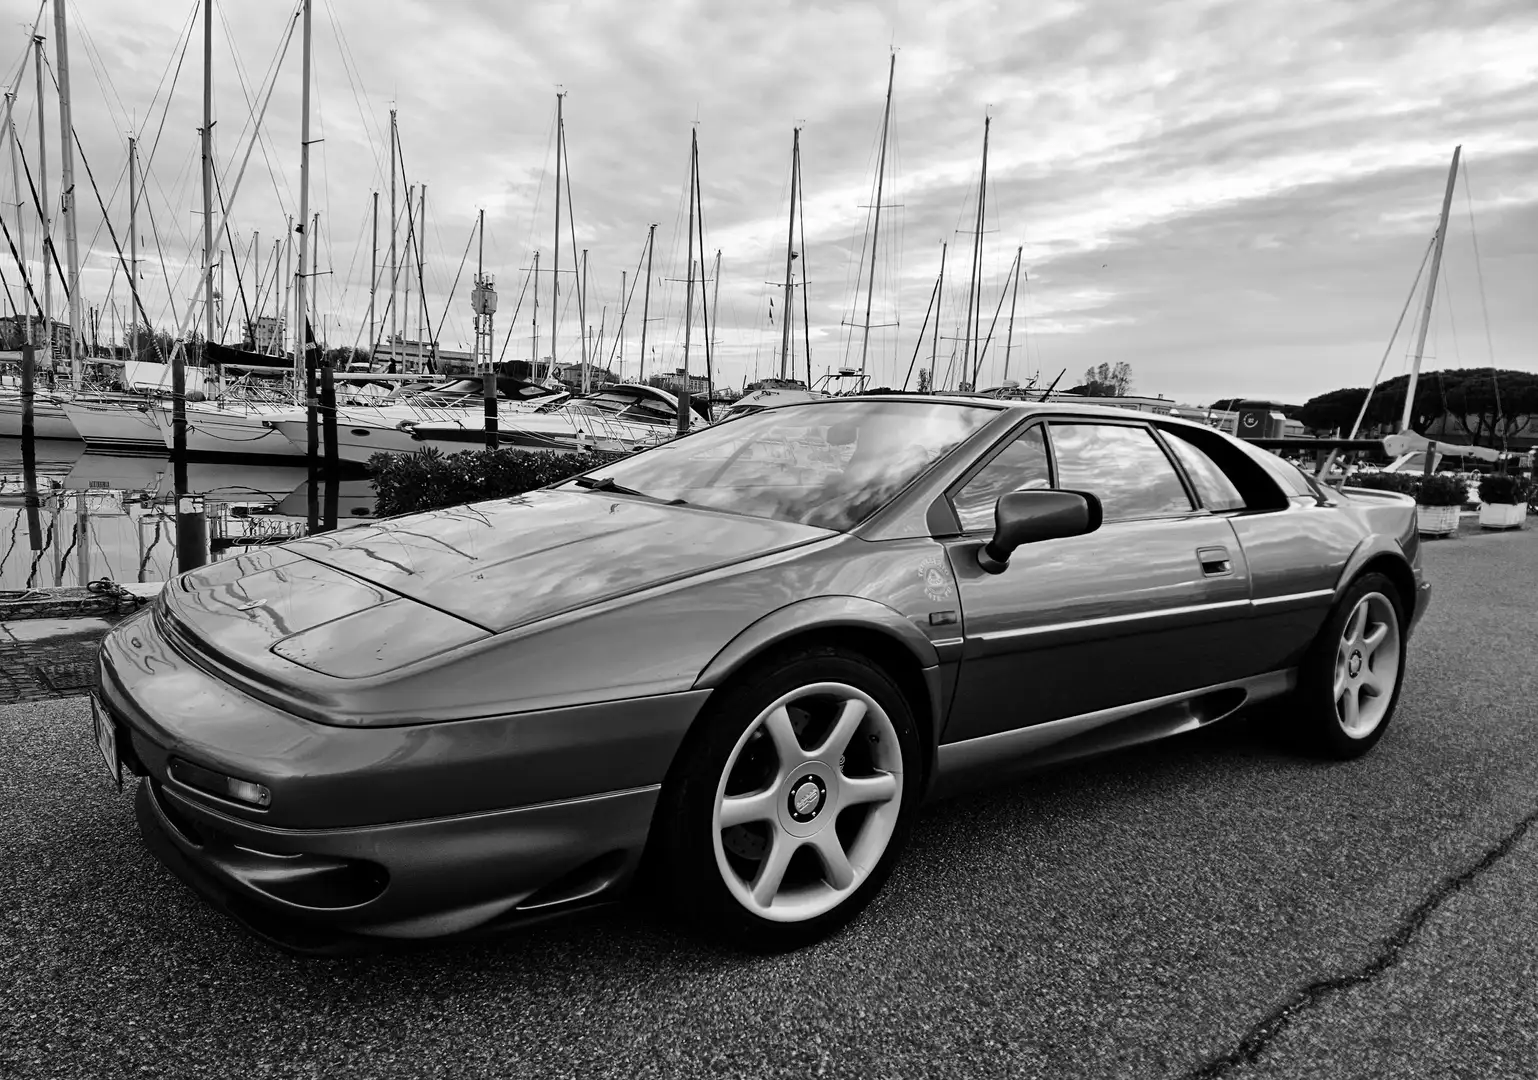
xmin=1049 ymin=423 xmax=1194 ymax=522
xmin=951 ymin=425 xmax=1052 ymax=532
xmin=1163 ymin=431 xmax=1247 ymax=512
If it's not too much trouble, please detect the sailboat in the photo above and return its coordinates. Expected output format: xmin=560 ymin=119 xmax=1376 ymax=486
xmin=1334 ymin=146 xmax=1501 ymax=471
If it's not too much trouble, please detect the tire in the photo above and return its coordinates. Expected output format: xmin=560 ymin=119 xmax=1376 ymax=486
xmin=654 ymin=645 xmax=921 ymax=951
xmin=1293 ymin=572 xmax=1408 ymax=759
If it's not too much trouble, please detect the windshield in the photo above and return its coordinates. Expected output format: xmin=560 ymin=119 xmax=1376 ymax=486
xmin=564 ymin=399 xmax=994 ymax=530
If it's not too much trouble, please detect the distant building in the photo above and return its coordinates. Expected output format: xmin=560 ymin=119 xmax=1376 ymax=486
xmin=555 ymin=362 xmax=617 ymax=388
xmin=244 ymin=315 xmax=285 ymax=351
xmin=647 ymin=368 xmax=710 ymax=396
xmin=0 ymin=315 xmax=73 ymax=360
xmin=357 ymin=337 xmax=473 ymax=374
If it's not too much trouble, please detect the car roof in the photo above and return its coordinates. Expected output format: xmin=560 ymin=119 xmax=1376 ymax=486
xmin=827 ymin=393 xmax=1214 ymax=430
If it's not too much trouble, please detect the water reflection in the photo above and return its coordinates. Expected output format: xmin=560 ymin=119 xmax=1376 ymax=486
xmin=0 ymin=439 xmax=378 ymax=588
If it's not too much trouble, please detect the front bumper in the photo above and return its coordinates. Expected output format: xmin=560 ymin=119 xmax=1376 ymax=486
xmin=97 ymin=604 xmax=710 ymax=951
xmin=135 ymin=772 xmax=659 ymax=954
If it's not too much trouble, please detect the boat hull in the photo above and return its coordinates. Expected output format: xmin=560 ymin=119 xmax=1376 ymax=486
xmin=62 ymin=400 xmax=163 ymax=452
xmin=0 ymin=396 xmax=80 ymax=440
xmin=152 ymin=404 xmax=306 ymax=457
xmin=270 ymin=417 xmax=422 ymax=465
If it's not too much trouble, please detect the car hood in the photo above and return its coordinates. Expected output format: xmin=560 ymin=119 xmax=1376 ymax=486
xmin=168 ymin=489 xmax=831 ymax=674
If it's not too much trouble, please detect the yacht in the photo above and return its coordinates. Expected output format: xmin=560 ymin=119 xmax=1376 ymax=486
xmin=403 ymin=384 xmax=709 ymax=456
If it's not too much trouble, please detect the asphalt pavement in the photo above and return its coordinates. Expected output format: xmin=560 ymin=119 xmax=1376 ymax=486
xmin=3 ymin=525 xmax=1536 ymax=1079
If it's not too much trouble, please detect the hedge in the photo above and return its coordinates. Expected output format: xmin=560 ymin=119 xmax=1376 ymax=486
xmin=1343 ymin=470 xmax=1467 ymax=506
xmin=369 ymin=446 xmax=626 ymax=516
xmin=1477 ymin=473 xmax=1530 ymax=505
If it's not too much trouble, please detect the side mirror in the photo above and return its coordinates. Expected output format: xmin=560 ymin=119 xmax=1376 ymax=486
xmin=977 ymin=489 xmax=1102 ymax=574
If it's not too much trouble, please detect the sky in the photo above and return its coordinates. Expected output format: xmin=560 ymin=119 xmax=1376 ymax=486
xmin=1 ymin=0 xmax=1535 ymax=406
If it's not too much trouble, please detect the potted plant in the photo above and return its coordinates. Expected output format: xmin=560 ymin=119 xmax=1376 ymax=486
xmin=1414 ymin=473 xmax=1466 ymax=536
xmin=1477 ymin=473 xmax=1530 ymax=530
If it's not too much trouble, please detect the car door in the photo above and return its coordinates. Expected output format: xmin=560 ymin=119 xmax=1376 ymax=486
xmin=940 ymin=418 xmax=1254 ymax=744
xmin=1158 ymin=427 xmax=1362 ymax=673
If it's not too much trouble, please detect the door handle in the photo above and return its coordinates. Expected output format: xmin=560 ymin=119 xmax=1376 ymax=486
xmin=1197 ymin=546 xmax=1233 ymax=576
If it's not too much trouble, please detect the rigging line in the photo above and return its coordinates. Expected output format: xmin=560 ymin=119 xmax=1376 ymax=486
xmin=321 ymin=0 xmax=385 ymax=190
xmin=68 ymin=116 xmax=170 ymax=359
xmin=1 ymin=1 xmax=48 ymax=95
xmin=494 ymin=266 xmax=533 ymax=364
xmin=604 ymin=233 xmax=651 ymax=368
xmin=68 ymin=0 xmax=136 ymax=140
xmin=214 ymin=0 xmax=299 ymax=215
xmin=430 ymin=220 xmax=476 ymax=349
xmin=11 ymin=133 xmax=69 ymax=300
xmin=141 ymin=0 xmax=199 ymax=178
xmin=211 ymin=167 xmax=252 ymax=337
xmin=797 ymin=144 xmax=812 ymax=382
xmin=1459 ymin=158 xmax=1504 ymax=427
xmin=132 ymin=0 xmax=199 ymax=137
xmin=0 ymin=210 xmax=45 ymax=319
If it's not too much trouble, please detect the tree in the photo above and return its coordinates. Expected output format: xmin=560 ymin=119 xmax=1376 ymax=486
xmin=1078 ymin=361 xmax=1132 ymax=397
xmin=916 ymin=368 xmax=931 ymax=393
xmin=1298 ymin=387 xmax=1370 ymax=435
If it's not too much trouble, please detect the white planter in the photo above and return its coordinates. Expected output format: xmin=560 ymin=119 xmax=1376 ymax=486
xmin=1416 ymin=504 xmax=1461 ymax=536
xmin=1478 ymin=502 xmax=1527 ymax=529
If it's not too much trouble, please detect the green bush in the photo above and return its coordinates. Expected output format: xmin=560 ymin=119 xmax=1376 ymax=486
xmin=1415 ymin=473 xmax=1468 ymax=507
xmin=1345 ymin=471 xmax=1418 ymax=495
xmin=1478 ymin=473 xmax=1531 ymax=505
xmin=369 ymin=446 xmax=625 ymax=516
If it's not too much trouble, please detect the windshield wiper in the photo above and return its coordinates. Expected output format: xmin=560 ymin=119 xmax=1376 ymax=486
xmin=573 ymin=475 xmax=653 ymax=498
xmin=573 ymin=474 xmax=692 ymax=506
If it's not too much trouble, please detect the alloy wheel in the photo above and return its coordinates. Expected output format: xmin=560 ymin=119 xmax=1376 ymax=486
xmin=1333 ymin=591 xmax=1401 ymax=739
xmin=711 ymin=682 xmax=904 ymax=923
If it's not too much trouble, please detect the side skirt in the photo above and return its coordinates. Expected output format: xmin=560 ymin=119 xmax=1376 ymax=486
xmin=926 ymin=669 xmax=1296 ymax=802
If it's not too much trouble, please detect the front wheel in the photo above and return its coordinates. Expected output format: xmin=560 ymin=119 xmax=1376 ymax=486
xmin=1294 ymin=573 xmax=1407 ymax=759
xmin=654 ymin=647 xmax=921 ymax=950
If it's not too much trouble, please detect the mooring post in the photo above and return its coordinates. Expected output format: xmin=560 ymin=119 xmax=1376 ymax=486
xmin=20 ymin=341 xmax=43 ymax=550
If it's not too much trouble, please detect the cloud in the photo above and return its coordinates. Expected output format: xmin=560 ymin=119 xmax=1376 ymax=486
xmin=3 ymin=0 xmax=1535 ymax=405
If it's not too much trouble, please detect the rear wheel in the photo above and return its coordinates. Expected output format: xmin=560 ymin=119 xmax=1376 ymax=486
xmin=1294 ymin=573 xmax=1406 ymax=758
xmin=655 ymin=647 xmax=920 ymax=950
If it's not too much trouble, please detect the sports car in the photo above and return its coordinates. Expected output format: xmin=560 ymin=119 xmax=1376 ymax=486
xmin=92 ymin=396 xmax=1430 ymax=953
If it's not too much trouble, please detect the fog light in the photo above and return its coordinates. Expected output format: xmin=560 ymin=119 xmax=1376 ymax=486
xmin=169 ymin=758 xmax=272 ymax=809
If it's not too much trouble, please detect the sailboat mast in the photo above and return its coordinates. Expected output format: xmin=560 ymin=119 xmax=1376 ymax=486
xmin=282 ymin=214 xmax=293 ymax=371
xmin=708 ymin=247 xmax=720 ymax=401
xmin=963 ymin=115 xmax=990 ymax=389
xmin=580 ymin=248 xmax=589 ymax=393
xmin=6 ymin=97 xmax=28 ymax=348
xmin=639 ymin=223 xmax=655 ymax=382
xmin=368 ymin=190 xmax=377 ymax=354
xmin=780 ymin=126 xmax=799 ymax=379
xmin=1401 ymin=145 xmax=1461 ymax=432
xmin=1002 ymin=246 xmax=1022 ymax=382
xmin=128 ymin=135 xmax=138 ymax=361
xmin=678 ymin=129 xmax=697 ymax=436
xmin=53 ymin=0 xmax=81 ymax=384
xmin=859 ymin=53 xmax=895 ymax=376
xmin=199 ymin=0 xmax=215 ymax=366
xmin=296 ymin=0 xmax=316 ymax=528
xmin=388 ymin=108 xmax=396 ymax=347
xmin=931 ymin=240 xmax=945 ymax=392
xmin=33 ymin=35 xmax=51 ymax=359
xmin=402 ymin=184 xmax=412 ymax=365
xmin=552 ymin=92 xmax=563 ymax=382
xmin=417 ymin=182 xmax=426 ymax=367
xmin=531 ymin=250 xmax=539 ymax=372
xmin=618 ymin=269 xmax=626 ymax=379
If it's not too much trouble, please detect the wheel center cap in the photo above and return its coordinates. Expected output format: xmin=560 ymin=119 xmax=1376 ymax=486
xmin=788 ymin=775 xmax=827 ymax=822
xmin=1348 ymin=650 xmax=1363 ymax=678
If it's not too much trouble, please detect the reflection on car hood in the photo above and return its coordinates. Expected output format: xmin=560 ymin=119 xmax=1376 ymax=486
xmin=277 ymin=488 xmax=833 ymax=633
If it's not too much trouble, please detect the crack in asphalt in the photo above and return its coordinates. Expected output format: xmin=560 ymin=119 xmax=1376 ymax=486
xmin=1182 ymin=805 xmax=1538 ymax=1079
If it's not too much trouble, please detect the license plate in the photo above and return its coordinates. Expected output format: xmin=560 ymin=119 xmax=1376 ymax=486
xmin=89 ymin=693 xmax=122 ymax=792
